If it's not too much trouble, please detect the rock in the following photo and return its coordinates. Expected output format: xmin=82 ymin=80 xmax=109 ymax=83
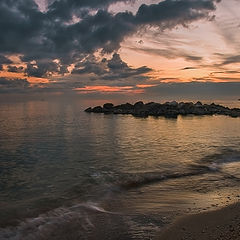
xmin=84 ymin=101 xmax=240 ymax=119
xmin=92 ymin=106 xmax=103 ymax=113
xmin=133 ymin=110 xmax=149 ymax=118
xmin=113 ymin=103 xmax=134 ymax=114
xmin=116 ymin=103 xmax=134 ymax=111
xmin=145 ymin=102 xmax=156 ymax=106
xmin=165 ymin=110 xmax=178 ymax=118
xmin=178 ymin=102 xmax=186 ymax=109
xmin=230 ymin=111 xmax=239 ymax=118
xmin=103 ymin=103 xmax=114 ymax=109
xmin=192 ymin=107 xmax=206 ymax=115
xmin=179 ymin=109 xmax=187 ymax=115
xmin=145 ymin=102 xmax=162 ymax=115
xmin=113 ymin=109 xmax=123 ymax=114
xmin=195 ymin=101 xmax=203 ymax=107
xmin=85 ymin=107 xmax=92 ymax=112
xmin=168 ymin=101 xmax=178 ymax=107
xmin=102 ymin=103 xmax=114 ymax=114
xmin=134 ymin=101 xmax=144 ymax=109
xmin=102 ymin=109 xmax=112 ymax=114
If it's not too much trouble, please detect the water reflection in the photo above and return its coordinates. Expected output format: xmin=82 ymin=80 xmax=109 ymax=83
xmin=0 ymin=99 xmax=239 ymax=238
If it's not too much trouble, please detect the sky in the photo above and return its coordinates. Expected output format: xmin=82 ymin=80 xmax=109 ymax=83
xmin=0 ymin=0 xmax=239 ymax=100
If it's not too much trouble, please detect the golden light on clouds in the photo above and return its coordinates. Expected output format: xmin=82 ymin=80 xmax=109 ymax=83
xmin=0 ymin=71 xmax=49 ymax=84
xmin=74 ymin=86 xmax=144 ymax=94
xmin=0 ymin=0 xmax=239 ymax=97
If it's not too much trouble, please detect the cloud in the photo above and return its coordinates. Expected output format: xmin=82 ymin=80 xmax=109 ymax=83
xmin=0 ymin=0 xmax=220 ymax=78
xmin=72 ymin=55 xmax=108 ymax=75
xmin=135 ymin=0 xmax=218 ymax=28
xmin=181 ymin=67 xmax=197 ymax=70
xmin=25 ymin=60 xmax=64 ymax=77
xmin=210 ymin=54 xmax=240 ymax=68
xmin=47 ymin=0 xmax=136 ymax=21
xmin=7 ymin=65 xmax=24 ymax=73
xmin=0 ymin=77 xmax=30 ymax=92
xmin=72 ymin=53 xmax=152 ymax=80
xmin=221 ymin=55 xmax=240 ymax=65
xmin=127 ymin=46 xmax=203 ymax=62
xmin=0 ymin=55 xmax=12 ymax=70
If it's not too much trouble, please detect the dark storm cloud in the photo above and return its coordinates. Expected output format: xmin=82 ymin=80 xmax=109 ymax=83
xmin=0 ymin=55 xmax=12 ymax=70
xmin=47 ymin=0 xmax=136 ymax=21
xmin=0 ymin=78 xmax=30 ymax=92
xmin=25 ymin=60 xmax=62 ymax=77
xmin=0 ymin=0 xmax=44 ymax=53
xmin=7 ymin=66 xmax=24 ymax=73
xmin=0 ymin=0 xmax=220 ymax=78
xmin=105 ymin=53 xmax=152 ymax=80
xmin=107 ymin=53 xmax=129 ymax=70
xmin=72 ymin=55 xmax=107 ymax=75
xmin=72 ymin=53 xmax=152 ymax=80
xmin=135 ymin=0 xmax=218 ymax=28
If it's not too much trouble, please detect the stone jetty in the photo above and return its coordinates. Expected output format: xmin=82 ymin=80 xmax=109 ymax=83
xmin=85 ymin=101 xmax=240 ymax=118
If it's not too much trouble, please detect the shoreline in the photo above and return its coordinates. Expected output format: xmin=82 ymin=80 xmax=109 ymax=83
xmin=155 ymin=202 xmax=240 ymax=240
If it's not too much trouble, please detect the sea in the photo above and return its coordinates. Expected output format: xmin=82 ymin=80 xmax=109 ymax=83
xmin=0 ymin=98 xmax=239 ymax=240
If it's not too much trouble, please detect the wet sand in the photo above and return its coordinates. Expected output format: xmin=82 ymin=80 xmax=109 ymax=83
xmin=156 ymin=202 xmax=240 ymax=240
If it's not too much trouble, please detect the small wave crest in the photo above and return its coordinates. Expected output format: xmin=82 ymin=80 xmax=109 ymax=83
xmin=117 ymin=149 xmax=240 ymax=190
xmin=0 ymin=202 xmax=113 ymax=240
xmin=199 ymin=148 xmax=240 ymax=166
xmin=117 ymin=168 xmax=211 ymax=190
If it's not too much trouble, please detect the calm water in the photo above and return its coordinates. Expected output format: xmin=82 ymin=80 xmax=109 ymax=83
xmin=0 ymin=99 xmax=239 ymax=240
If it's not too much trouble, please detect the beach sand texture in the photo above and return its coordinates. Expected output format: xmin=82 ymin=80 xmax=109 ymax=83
xmin=156 ymin=203 xmax=240 ymax=240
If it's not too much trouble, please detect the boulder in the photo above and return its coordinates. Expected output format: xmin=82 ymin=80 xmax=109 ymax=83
xmin=168 ymin=101 xmax=178 ymax=107
xmin=145 ymin=102 xmax=162 ymax=115
xmin=164 ymin=110 xmax=178 ymax=118
xmin=134 ymin=101 xmax=144 ymax=109
xmin=179 ymin=109 xmax=187 ymax=115
xmin=230 ymin=111 xmax=240 ymax=118
xmin=113 ymin=109 xmax=123 ymax=114
xmin=84 ymin=107 xmax=92 ymax=112
xmin=116 ymin=103 xmax=134 ymax=111
xmin=103 ymin=103 xmax=114 ymax=109
xmin=192 ymin=108 xmax=206 ymax=115
xmin=133 ymin=110 xmax=149 ymax=118
xmin=195 ymin=101 xmax=203 ymax=107
xmin=178 ymin=102 xmax=186 ymax=109
xmin=92 ymin=106 xmax=103 ymax=113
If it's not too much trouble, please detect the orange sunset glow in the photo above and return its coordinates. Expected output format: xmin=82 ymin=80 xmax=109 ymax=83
xmin=0 ymin=1 xmax=240 ymax=240
xmin=0 ymin=71 xmax=49 ymax=84
xmin=74 ymin=86 xmax=144 ymax=94
xmin=0 ymin=0 xmax=239 ymax=98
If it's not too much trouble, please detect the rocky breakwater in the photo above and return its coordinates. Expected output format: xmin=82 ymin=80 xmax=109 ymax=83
xmin=85 ymin=101 xmax=240 ymax=118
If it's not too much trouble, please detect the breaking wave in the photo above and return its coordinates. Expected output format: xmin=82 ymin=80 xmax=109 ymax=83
xmin=0 ymin=202 xmax=114 ymax=240
xmin=1 ymin=149 xmax=240 ymax=239
xmin=118 ymin=149 xmax=240 ymax=190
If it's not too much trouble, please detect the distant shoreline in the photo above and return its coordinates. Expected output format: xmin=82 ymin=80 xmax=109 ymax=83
xmin=85 ymin=101 xmax=240 ymax=118
xmin=155 ymin=202 xmax=240 ymax=240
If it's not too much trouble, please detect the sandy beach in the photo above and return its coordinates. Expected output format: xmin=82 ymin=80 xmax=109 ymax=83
xmin=156 ymin=202 xmax=240 ymax=240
